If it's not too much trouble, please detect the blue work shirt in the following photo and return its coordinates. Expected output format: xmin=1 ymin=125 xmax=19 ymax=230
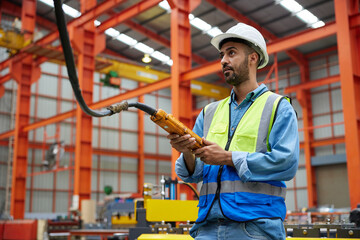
xmin=175 ymin=84 xmax=299 ymax=234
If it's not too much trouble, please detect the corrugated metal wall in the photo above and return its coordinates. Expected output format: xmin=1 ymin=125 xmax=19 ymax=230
xmin=0 ymin=49 xmax=346 ymax=214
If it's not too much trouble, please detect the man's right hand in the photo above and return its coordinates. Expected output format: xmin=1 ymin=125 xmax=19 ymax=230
xmin=167 ymin=134 xmax=197 ymax=175
xmin=167 ymin=134 xmax=197 ymax=153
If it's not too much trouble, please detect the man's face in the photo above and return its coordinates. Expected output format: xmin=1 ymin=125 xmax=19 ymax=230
xmin=219 ymin=41 xmax=250 ymax=86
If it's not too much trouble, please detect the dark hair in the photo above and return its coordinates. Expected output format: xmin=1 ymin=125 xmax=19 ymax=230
xmin=219 ymin=37 xmax=260 ymax=65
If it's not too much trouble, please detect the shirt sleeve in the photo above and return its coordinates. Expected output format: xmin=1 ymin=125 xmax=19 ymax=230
xmin=175 ymin=110 xmax=204 ymax=183
xmin=232 ymin=99 xmax=299 ymax=182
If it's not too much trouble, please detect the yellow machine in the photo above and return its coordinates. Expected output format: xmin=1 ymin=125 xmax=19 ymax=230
xmin=138 ymin=234 xmax=194 ymax=240
xmin=129 ymin=198 xmax=198 ymax=240
xmin=143 ymin=199 xmax=198 ymax=223
xmin=111 ymin=215 xmax=137 ymax=226
xmin=128 ymin=181 xmax=360 ymax=240
xmin=0 ymin=28 xmax=25 ymax=51
xmin=125 ymin=178 xmax=199 ymax=240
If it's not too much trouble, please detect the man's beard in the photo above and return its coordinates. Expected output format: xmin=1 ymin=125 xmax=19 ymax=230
xmin=224 ymin=58 xmax=250 ymax=86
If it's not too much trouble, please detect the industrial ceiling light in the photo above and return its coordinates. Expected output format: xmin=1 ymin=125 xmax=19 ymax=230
xmin=142 ymin=53 xmax=152 ymax=63
xmin=277 ymin=0 xmax=325 ymax=29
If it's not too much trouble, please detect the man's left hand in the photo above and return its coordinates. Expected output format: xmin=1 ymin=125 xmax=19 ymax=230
xmin=193 ymin=138 xmax=234 ymax=167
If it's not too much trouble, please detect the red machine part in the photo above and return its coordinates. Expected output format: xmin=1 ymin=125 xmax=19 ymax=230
xmin=1 ymin=220 xmax=37 ymax=240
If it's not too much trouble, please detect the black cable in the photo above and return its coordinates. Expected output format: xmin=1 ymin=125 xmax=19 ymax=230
xmin=106 ymin=101 xmax=157 ymax=116
xmin=179 ymin=181 xmax=200 ymax=200
xmin=53 ymin=0 xmax=112 ymax=117
xmin=128 ymin=102 xmax=157 ymax=116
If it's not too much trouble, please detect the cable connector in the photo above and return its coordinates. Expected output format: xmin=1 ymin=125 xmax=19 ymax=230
xmin=107 ymin=101 xmax=129 ymax=114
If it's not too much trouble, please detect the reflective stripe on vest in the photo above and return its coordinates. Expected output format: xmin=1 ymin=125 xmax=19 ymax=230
xmin=200 ymin=181 xmax=286 ymax=199
xmin=204 ymin=101 xmax=220 ymax=139
xmin=256 ymin=93 xmax=282 ymax=153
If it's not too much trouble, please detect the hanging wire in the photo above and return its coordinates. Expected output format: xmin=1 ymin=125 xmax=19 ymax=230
xmin=53 ymin=0 xmax=112 ymax=117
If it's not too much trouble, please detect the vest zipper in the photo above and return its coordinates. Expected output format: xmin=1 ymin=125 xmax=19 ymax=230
xmin=214 ymin=139 xmax=232 ymax=199
xmin=214 ymin=166 xmax=223 ymax=199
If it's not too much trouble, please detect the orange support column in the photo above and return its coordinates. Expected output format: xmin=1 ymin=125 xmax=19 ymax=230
xmin=21 ymin=0 xmax=36 ymax=40
xmin=70 ymin=0 xmax=106 ymax=210
xmin=9 ymin=0 xmax=38 ymax=218
xmin=10 ymin=56 xmax=40 ymax=219
xmin=138 ymin=83 xmax=145 ymax=193
xmin=170 ymin=0 xmax=200 ymax=199
xmin=334 ymin=0 xmax=360 ymax=209
xmin=297 ymin=64 xmax=317 ymax=208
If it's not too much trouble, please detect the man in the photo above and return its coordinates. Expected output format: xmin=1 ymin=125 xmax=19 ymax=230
xmin=167 ymin=23 xmax=299 ymax=240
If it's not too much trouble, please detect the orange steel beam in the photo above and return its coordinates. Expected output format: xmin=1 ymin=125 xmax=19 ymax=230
xmin=0 ymin=140 xmax=170 ymax=160
xmin=71 ymin=0 xmax=102 ymax=211
xmin=23 ymin=111 xmax=74 ymax=132
xmin=137 ymin=83 xmax=145 ymax=194
xmin=182 ymin=60 xmax=221 ymax=80
xmin=306 ymin=45 xmax=338 ymax=58
xmin=0 ymin=74 xmax=11 ymax=85
xmin=96 ymin=0 xmax=163 ymax=34
xmin=0 ymin=85 xmax=4 ymax=98
xmin=9 ymin=0 xmax=39 ymax=218
xmin=124 ymin=19 xmax=170 ymax=46
xmin=3 ymin=0 xmax=56 ymax=30
xmin=334 ymin=0 xmax=360 ymax=209
xmin=297 ymin=63 xmax=317 ymax=208
xmin=10 ymin=55 xmax=40 ymax=219
xmin=0 ymin=59 xmax=10 ymax=72
xmin=0 ymin=130 xmax=15 ymax=140
xmin=262 ymin=64 xmax=276 ymax=85
xmin=350 ymin=12 xmax=360 ymax=28
xmin=166 ymin=0 xmax=176 ymax=9
xmin=21 ymin=0 xmax=36 ymax=40
xmin=311 ymin=137 xmax=345 ymax=148
xmin=284 ymin=75 xmax=340 ymax=94
xmin=267 ymin=22 xmax=337 ymax=55
xmin=170 ymin=0 xmax=201 ymax=200
xmin=170 ymin=0 xmax=196 ymax=176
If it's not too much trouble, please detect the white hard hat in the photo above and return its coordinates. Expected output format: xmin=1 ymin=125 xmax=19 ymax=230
xmin=211 ymin=23 xmax=269 ymax=69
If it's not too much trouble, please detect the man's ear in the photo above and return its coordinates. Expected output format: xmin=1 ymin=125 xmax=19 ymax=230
xmin=248 ymin=52 xmax=259 ymax=66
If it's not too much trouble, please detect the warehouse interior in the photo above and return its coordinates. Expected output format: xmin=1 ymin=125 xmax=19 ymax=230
xmin=0 ymin=0 xmax=360 ymax=239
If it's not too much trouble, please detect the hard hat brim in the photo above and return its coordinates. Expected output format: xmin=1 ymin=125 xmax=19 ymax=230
xmin=211 ymin=33 xmax=248 ymax=51
xmin=210 ymin=33 xmax=269 ymax=69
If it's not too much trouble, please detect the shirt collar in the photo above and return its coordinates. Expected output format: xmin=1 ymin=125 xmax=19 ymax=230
xmin=229 ymin=84 xmax=268 ymax=104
